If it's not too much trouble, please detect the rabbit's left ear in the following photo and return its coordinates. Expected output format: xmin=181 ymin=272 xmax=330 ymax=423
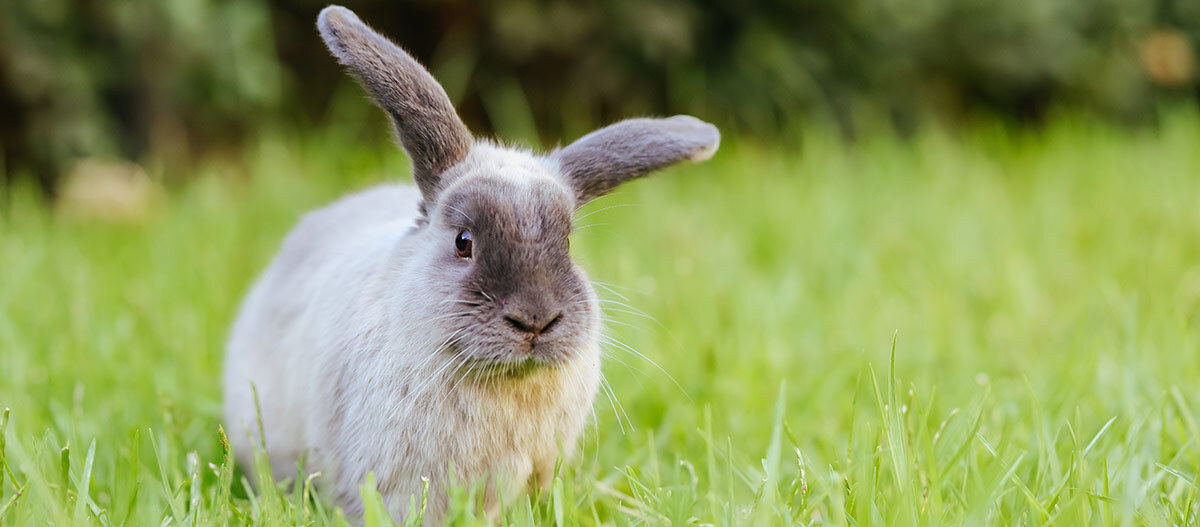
xmin=549 ymin=115 xmax=719 ymax=206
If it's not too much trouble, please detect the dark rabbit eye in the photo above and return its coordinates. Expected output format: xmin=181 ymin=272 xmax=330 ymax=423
xmin=455 ymin=231 xmax=473 ymax=258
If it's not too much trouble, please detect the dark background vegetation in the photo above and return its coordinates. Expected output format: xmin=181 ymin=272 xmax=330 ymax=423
xmin=1 ymin=0 xmax=1197 ymax=192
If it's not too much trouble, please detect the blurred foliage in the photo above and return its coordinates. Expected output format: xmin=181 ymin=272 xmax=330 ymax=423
xmin=0 ymin=0 xmax=282 ymax=191
xmin=1 ymin=0 xmax=1198 ymax=191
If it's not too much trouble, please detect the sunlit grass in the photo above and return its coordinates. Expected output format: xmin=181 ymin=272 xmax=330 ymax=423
xmin=1 ymin=109 xmax=1199 ymax=525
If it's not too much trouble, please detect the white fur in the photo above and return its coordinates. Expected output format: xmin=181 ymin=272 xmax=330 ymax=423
xmin=688 ymin=138 xmax=719 ymax=161
xmin=224 ymin=147 xmax=601 ymax=523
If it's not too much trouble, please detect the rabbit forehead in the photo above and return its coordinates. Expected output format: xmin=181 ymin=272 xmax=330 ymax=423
xmin=434 ymin=145 xmax=575 ymax=236
xmin=437 ymin=174 xmax=573 ymax=240
xmin=449 ymin=143 xmax=563 ymax=187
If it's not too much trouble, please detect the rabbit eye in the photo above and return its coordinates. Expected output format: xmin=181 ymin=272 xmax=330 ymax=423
xmin=455 ymin=231 xmax=473 ymax=258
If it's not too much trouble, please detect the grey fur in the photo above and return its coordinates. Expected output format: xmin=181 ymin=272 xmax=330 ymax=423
xmin=550 ymin=115 xmax=721 ymax=205
xmin=225 ymin=5 xmax=719 ymax=524
xmin=317 ymin=5 xmax=473 ymax=205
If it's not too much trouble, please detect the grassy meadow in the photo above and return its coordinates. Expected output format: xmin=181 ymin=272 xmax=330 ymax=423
xmin=1 ymin=111 xmax=1199 ymax=525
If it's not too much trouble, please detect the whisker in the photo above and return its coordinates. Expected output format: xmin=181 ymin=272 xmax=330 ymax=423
xmin=594 ymin=299 xmax=682 ymax=347
xmin=447 ymin=361 xmax=477 ymax=402
xmin=485 ymin=362 xmax=501 ymax=390
xmin=587 ymin=362 xmax=601 ymax=465
xmin=597 ymin=316 xmax=640 ymax=331
xmin=563 ymin=361 xmax=600 ymax=463
xmin=431 ymin=349 xmax=473 ymax=408
xmin=415 ymin=351 xmax=460 ymax=399
xmin=413 ymin=342 xmax=462 ymax=395
xmin=443 ymin=203 xmax=474 ymax=223
xmin=561 ymin=289 xmax=592 ymax=302
xmin=425 ymin=311 xmax=475 ymax=324
xmin=600 ymin=334 xmax=692 ymax=402
xmin=595 ymin=299 xmax=656 ymax=317
xmin=411 ymin=331 xmax=469 ymax=396
xmin=600 ymin=306 xmax=666 ymax=326
xmin=407 ymin=330 xmax=462 ymax=388
xmin=571 ymin=222 xmax=610 ymax=233
xmin=598 ymin=373 xmax=633 ymax=434
xmin=441 ymin=299 xmax=482 ymax=307
xmin=574 ymin=203 xmax=633 ymax=223
xmin=591 ymin=280 xmax=644 ymax=301
xmin=599 ymin=351 xmax=652 ymax=379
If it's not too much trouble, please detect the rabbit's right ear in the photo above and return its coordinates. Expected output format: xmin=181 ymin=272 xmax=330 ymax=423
xmin=550 ymin=115 xmax=720 ymax=207
xmin=318 ymin=5 xmax=472 ymax=207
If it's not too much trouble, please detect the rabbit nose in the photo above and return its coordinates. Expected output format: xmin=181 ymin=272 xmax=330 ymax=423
xmin=504 ymin=310 xmax=563 ymax=336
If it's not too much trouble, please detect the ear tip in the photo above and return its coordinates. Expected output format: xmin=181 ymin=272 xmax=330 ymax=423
xmin=318 ymin=5 xmax=355 ymax=23
xmin=667 ymin=115 xmax=720 ymax=161
xmin=689 ymin=134 xmax=720 ymax=161
xmin=316 ymin=5 xmax=359 ymax=41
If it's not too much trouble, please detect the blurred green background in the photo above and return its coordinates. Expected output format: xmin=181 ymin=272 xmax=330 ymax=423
xmin=1 ymin=0 xmax=1198 ymax=193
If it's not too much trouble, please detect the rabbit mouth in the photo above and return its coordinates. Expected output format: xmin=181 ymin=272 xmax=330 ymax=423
xmin=491 ymin=356 xmax=547 ymax=378
xmin=457 ymin=353 xmax=550 ymax=380
xmin=451 ymin=337 xmax=578 ymax=379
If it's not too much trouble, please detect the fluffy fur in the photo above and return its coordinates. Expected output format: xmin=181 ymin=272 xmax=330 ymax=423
xmin=223 ymin=5 xmax=719 ymax=524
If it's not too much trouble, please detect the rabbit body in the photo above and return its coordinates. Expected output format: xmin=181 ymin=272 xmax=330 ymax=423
xmin=223 ymin=5 xmax=718 ymax=524
xmin=224 ymin=153 xmax=601 ymax=521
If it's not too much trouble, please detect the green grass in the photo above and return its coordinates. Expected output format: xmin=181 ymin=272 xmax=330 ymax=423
xmin=2 ymin=110 xmax=1200 ymax=525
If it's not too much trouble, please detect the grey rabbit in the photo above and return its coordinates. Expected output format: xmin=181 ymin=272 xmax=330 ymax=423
xmin=223 ymin=5 xmax=720 ymax=523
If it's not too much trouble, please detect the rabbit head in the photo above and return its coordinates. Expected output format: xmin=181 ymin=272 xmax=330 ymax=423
xmin=317 ymin=6 xmax=719 ymax=374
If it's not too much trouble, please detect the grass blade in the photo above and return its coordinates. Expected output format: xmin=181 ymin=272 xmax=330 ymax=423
xmin=73 ymin=439 xmax=95 ymax=525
